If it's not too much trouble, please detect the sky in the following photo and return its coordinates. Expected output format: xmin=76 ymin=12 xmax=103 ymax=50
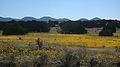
xmin=0 ymin=0 xmax=120 ymax=20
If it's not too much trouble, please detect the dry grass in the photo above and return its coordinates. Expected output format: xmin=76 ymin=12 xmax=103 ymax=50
xmin=0 ymin=33 xmax=120 ymax=48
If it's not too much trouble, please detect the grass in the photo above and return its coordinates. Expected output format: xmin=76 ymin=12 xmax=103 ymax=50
xmin=0 ymin=33 xmax=120 ymax=66
xmin=0 ymin=33 xmax=120 ymax=48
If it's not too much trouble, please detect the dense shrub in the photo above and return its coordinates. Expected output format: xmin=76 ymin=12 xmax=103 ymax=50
xmin=60 ymin=22 xmax=87 ymax=34
xmin=34 ymin=52 xmax=48 ymax=67
xmin=3 ymin=23 xmax=27 ymax=35
xmin=103 ymin=22 xmax=116 ymax=33
xmin=99 ymin=30 xmax=113 ymax=36
xmin=1 ymin=20 xmax=50 ymax=35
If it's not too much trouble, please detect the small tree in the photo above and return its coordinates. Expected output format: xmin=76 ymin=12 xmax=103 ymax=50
xmin=36 ymin=38 xmax=43 ymax=49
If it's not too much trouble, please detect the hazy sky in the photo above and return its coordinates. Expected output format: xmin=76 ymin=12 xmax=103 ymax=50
xmin=0 ymin=0 xmax=120 ymax=20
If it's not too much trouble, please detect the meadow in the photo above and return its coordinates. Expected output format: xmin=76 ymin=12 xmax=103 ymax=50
xmin=0 ymin=33 xmax=120 ymax=67
xmin=0 ymin=33 xmax=120 ymax=48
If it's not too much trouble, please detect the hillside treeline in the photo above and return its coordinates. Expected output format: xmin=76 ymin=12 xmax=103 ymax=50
xmin=60 ymin=20 xmax=120 ymax=36
xmin=0 ymin=20 xmax=120 ymax=36
xmin=0 ymin=20 xmax=50 ymax=35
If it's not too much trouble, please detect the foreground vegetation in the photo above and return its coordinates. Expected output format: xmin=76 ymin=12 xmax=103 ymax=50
xmin=0 ymin=33 xmax=120 ymax=67
xmin=0 ymin=46 xmax=120 ymax=67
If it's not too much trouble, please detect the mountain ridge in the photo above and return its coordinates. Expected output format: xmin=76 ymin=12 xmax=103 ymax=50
xmin=0 ymin=16 xmax=118 ymax=22
xmin=0 ymin=16 xmax=71 ymax=22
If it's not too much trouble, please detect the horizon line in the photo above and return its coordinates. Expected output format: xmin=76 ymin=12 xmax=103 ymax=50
xmin=0 ymin=16 xmax=120 ymax=21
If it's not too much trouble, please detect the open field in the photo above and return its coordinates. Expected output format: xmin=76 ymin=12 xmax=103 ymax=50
xmin=0 ymin=33 xmax=120 ymax=48
xmin=0 ymin=33 xmax=120 ymax=67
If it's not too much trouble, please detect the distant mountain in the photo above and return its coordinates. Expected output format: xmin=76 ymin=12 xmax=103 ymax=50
xmin=57 ymin=18 xmax=70 ymax=22
xmin=39 ymin=16 xmax=57 ymax=21
xmin=0 ymin=16 xmax=106 ymax=22
xmin=79 ymin=18 xmax=88 ymax=21
xmin=0 ymin=17 xmax=13 ymax=21
xmin=21 ymin=17 xmax=37 ymax=21
xmin=91 ymin=17 xmax=101 ymax=21
xmin=39 ymin=17 xmax=70 ymax=22
xmin=0 ymin=16 xmax=70 ymax=22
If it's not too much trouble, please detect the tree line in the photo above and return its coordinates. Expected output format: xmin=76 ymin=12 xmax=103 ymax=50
xmin=60 ymin=20 xmax=120 ymax=36
xmin=0 ymin=20 xmax=50 ymax=35
xmin=0 ymin=19 xmax=120 ymax=36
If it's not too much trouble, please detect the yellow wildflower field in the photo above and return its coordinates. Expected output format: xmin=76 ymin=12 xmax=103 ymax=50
xmin=0 ymin=33 xmax=120 ymax=48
